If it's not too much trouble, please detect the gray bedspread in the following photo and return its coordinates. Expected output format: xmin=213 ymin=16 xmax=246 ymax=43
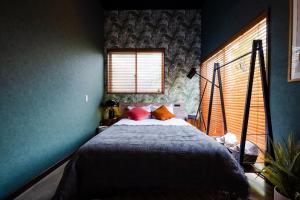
xmin=53 ymin=125 xmax=248 ymax=200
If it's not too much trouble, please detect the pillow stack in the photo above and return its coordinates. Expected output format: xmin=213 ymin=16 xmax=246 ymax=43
xmin=127 ymin=104 xmax=176 ymax=121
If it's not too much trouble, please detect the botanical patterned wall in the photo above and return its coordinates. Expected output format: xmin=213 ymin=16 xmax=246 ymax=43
xmin=104 ymin=10 xmax=201 ymax=114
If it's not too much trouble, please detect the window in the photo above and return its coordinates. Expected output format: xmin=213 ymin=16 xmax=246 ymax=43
xmin=107 ymin=49 xmax=164 ymax=93
xmin=200 ymin=15 xmax=268 ymax=161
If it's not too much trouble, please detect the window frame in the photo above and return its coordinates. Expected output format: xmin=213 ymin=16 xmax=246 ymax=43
xmin=107 ymin=48 xmax=165 ymax=94
xmin=201 ymin=11 xmax=270 ymax=77
xmin=200 ymin=11 xmax=269 ymax=162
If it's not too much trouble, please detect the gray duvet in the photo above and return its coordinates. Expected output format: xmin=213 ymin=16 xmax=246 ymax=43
xmin=53 ymin=125 xmax=248 ymax=200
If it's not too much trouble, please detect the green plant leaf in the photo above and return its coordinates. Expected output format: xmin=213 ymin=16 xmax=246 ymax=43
xmin=273 ymin=143 xmax=288 ymax=167
xmin=286 ymin=133 xmax=297 ymax=165
xmin=261 ymin=133 xmax=300 ymax=199
xmin=264 ymin=152 xmax=296 ymax=179
xmin=265 ymin=159 xmax=297 ymax=179
xmin=262 ymin=166 xmax=289 ymax=197
xmin=291 ymin=152 xmax=300 ymax=178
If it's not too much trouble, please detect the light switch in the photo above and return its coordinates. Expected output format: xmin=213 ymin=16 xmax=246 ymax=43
xmin=85 ymin=95 xmax=88 ymax=102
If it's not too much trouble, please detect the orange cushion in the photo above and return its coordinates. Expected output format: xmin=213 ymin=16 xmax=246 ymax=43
xmin=151 ymin=105 xmax=176 ymax=121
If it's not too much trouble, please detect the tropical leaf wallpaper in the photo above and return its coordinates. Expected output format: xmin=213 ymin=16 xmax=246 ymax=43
xmin=104 ymin=10 xmax=201 ymax=114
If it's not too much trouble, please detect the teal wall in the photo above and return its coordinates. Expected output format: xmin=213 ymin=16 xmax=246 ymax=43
xmin=0 ymin=0 xmax=104 ymax=198
xmin=201 ymin=0 xmax=300 ymax=142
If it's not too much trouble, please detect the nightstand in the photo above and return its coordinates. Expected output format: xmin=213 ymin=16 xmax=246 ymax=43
xmin=96 ymin=126 xmax=109 ymax=135
xmin=186 ymin=118 xmax=200 ymax=128
xmin=186 ymin=115 xmax=200 ymax=129
xmin=95 ymin=118 xmax=119 ymax=135
xmin=100 ymin=118 xmax=119 ymax=126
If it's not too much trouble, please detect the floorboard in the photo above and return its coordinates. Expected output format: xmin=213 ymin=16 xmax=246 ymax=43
xmin=15 ymin=162 xmax=273 ymax=200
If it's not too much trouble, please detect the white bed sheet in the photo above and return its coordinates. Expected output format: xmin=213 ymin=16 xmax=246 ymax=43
xmin=114 ymin=118 xmax=191 ymax=126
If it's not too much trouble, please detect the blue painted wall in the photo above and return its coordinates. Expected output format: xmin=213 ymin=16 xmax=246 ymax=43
xmin=201 ymin=0 xmax=300 ymax=142
xmin=0 ymin=0 xmax=104 ymax=198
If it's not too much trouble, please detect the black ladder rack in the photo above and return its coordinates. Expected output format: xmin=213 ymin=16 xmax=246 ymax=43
xmin=205 ymin=40 xmax=274 ymax=164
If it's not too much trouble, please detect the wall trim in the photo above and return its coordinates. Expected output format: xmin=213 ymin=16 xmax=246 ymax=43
xmin=4 ymin=131 xmax=99 ymax=200
xmin=3 ymin=152 xmax=75 ymax=200
xmin=2 ymin=129 xmax=99 ymax=200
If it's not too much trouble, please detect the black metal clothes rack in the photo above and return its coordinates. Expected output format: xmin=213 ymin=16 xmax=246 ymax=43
xmin=205 ymin=40 xmax=273 ymax=165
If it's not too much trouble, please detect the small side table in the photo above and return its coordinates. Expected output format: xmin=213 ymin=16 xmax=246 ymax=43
xmin=95 ymin=118 xmax=119 ymax=136
xmin=100 ymin=118 xmax=119 ymax=126
xmin=186 ymin=115 xmax=200 ymax=129
xmin=96 ymin=126 xmax=109 ymax=135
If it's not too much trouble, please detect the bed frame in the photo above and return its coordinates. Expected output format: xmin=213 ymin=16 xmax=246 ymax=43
xmin=119 ymin=102 xmax=187 ymax=120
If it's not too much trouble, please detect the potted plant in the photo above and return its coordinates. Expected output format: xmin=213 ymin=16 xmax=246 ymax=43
xmin=261 ymin=134 xmax=300 ymax=200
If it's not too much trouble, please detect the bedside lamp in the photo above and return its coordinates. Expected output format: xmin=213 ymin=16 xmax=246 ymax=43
xmin=105 ymin=99 xmax=118 ymax=119
xmin=187 ymin=67 xmax=217 ymax=130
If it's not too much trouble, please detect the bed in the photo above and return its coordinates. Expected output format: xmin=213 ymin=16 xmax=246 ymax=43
xmin=53 ymin=103 xmax=248 ymax=200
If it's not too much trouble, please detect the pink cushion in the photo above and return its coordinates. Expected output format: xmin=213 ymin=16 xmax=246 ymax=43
xmin=127 ymin=107 xmax=150 ymax=121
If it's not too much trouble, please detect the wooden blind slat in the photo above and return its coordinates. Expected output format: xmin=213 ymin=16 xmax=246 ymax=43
xmin=200 ymin=18 xmax=267 ymax=162
xmin=107 ymin=49 xmax=164 ymax=94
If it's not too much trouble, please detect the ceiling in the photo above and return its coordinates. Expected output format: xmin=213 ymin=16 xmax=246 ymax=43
xmin=100 ymin=0 xmax=203 ymax=10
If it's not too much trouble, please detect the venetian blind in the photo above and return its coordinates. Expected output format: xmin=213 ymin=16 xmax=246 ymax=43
xmin=200 ymin=17 xmax=267 ymax=161
xmin=107 ymin=50 xmax=164 ymax=93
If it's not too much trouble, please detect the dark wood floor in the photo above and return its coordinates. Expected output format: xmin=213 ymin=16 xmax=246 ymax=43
xmin=93 ymin=173 xmax=273 ymax=200
xmin=96 ymin=191 xmax=235 ymax=200
xmin=16 ymin=163 xmax=273 ymax=200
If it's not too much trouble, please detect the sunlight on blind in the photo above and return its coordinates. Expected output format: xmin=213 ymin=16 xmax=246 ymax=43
xmin=137 ymin=52 xmax=163 ymax=93
xmin=107 ymin=50 xmax=164 ymax=93
xmin=109 ymin=53 xmax=135 ymax=93
xmin=201 ymin=17 xmax=267 ymax=162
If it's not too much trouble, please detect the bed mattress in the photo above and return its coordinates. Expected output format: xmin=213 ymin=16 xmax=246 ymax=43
xmin=53 ymin=119 xmax=248 ymax=199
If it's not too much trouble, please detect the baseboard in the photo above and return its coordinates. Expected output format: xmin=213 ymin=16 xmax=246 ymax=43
xmin=3 ymin=152 xmax=74 ymax=200
xmin=2 ymin=130 xmax=99 ymax=200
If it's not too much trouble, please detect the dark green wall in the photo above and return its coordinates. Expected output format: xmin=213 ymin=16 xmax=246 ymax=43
xmin=0 ymin=0 xmax=104 ymax=198
xmin=201 ymin=0 xmax=300 ymax=142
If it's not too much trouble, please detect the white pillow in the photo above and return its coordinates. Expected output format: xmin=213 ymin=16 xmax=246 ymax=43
xmin=150 ymin=104 xmax=174 ymax=114
xmin=128 ymin=105 xmax=152 ymax=112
